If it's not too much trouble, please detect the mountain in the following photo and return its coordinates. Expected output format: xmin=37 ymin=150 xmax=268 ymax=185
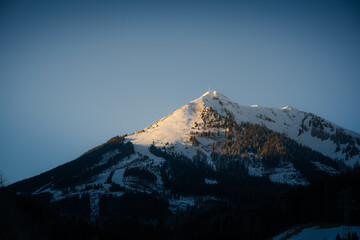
xmin=129 ymin=91 xmax=359 ymax=166
xmin=8 ymin=91 xmax=360 ymax=224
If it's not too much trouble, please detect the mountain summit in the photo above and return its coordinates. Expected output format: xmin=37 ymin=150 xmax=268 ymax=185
xmin=128 ymin=90 xmax=360 ymax=166
xmin=9 ymin=91 xmax=360 ymax=222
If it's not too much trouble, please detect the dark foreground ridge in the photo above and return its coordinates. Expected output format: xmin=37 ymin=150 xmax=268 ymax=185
xmin=2 ymin=168 xmax=360 ymax=240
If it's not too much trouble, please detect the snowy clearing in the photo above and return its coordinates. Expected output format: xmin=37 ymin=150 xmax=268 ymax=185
xmin=273 ymin=225 xmax=360 ymax=240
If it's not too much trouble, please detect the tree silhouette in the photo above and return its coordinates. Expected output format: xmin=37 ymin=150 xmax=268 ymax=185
xmin=0 ymin=171 xmax=5 ymax=188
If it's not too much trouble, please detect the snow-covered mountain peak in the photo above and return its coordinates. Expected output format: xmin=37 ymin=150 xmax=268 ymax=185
xmin=281 ymin=106 xmax=296 ymax=111
xmin=193 ymin=90 xmax=230 ymax=105
xmin=127 ymin=91 xmax=238 ymax=149
xmin=126 ymin=91 xmax=360 ymax=167
xmin=198 ymin=90 xmax=222 ymax=99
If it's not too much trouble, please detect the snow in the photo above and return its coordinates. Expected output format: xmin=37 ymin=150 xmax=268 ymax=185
xmin=269 ymin=171 xmax=308 ymax=186
xmin=112 ymin=168 xmax=125 ymax=186
xmin=311 ymin=161 xmax=339 ymax=175
xmin=168 ymin=196 xmax=196 ymax=212
xmin=268 ymin=162 xmax=309 ymax=186
xmin=273 ymin=225 xmax=360 ymax=240
xmin=248 ymin=162 xmax=309 ymax=186
xmin=273 ymin=228 xmax=297 ymax=240
xmin=30 ymin=150 xmax=164 ymax=206
xmin=32 ymin=182 xmax=52 ymax=194
xmin=204 ymin=178 xmax=218 ymax=184
xmin=36 ymin=187 xmax=76 ymax=203
xmin=50 ymin=189 xmax=65 ymax=202
xmin=168 ymin=195 xmax=220 ymax=212
xmin=126 ymin=90 xmax=359 ymax=167
xmin=127 ymin=101 xmax=202 ymax=147
xmin=132 ymin=144 xmax=165 ymax=165
xmin=168 ymin=195 xmax=217 ymax=212
xmin=248 ymin=166 xmax=264 ymax=177
xmin=90 ymin=193 xmax=100 ymax=222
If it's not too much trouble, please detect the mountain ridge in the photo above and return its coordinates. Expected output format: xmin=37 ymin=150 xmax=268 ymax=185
xmin=126 ymin=91 xmax=360 ymax=166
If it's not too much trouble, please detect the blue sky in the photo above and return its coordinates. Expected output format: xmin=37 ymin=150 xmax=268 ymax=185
xmin=1 ymin=0 xmax=359 ymax=183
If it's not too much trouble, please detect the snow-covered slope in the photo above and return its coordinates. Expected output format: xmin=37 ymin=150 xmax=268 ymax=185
xmin=127 ymin=91 xmax=360 ymax=167
xmin=273 ymin=225 xmax=360 ymax=240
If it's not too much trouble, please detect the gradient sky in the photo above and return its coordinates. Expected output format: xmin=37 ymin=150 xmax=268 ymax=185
xmin=1 ymin=0 xmax=359 ymax=184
